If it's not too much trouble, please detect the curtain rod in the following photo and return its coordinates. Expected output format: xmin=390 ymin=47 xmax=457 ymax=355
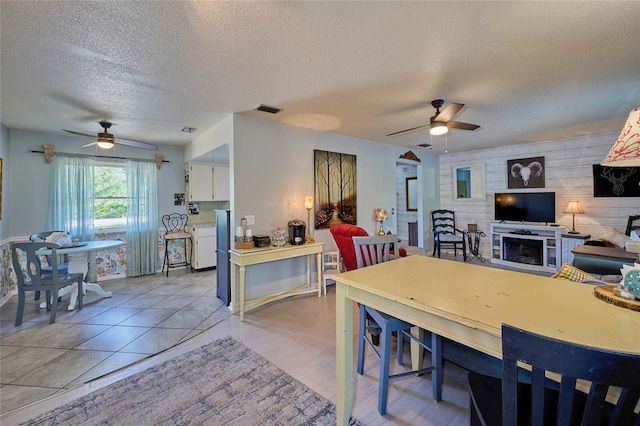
xmin=29 ymin=150 xmax=170 ymax=163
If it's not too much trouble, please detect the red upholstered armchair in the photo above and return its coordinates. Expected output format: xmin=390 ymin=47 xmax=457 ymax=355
xmin=330 ymin=224 xmax=369 ymax=271
xmin=329 ymin=224 xmax=407 ymax=273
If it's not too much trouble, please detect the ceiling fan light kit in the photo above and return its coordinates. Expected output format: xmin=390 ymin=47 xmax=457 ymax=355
xmin=386 ymin=99 xmax=479 ymax=141
xmin=63 ymin=120 xmax=159 ymax=151
xmin=429 ymin=122 xmax=448 ymax=136
xmin=96 ymin=133 xmax=115 ymax=149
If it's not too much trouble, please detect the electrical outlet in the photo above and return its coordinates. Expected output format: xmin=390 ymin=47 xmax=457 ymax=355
xmin=245 ymin=215 xmax=255 ymax=226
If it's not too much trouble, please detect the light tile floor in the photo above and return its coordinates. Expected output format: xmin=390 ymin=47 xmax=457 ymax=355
xmin=1 ymin=269 xmax=229 ymax=415
xmin=1 ymin=252 xmax=504 ymax=425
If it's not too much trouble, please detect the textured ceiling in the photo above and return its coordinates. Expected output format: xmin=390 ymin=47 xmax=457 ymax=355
xmin=1 ymin=1 xmax=639 ymax=154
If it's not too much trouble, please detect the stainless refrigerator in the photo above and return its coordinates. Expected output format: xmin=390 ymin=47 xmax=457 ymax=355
xmin=215 ymin=209 xmax=231 ymax=305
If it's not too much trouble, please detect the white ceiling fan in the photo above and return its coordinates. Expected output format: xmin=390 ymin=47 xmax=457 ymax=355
xmin=63 ymin=121 xmax=158 ymax=150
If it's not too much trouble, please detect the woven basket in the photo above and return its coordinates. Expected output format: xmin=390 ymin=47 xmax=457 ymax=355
xmin=235 ymin=237 xmax=254 ymax=249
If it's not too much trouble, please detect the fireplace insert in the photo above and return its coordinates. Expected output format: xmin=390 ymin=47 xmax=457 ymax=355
xmin=503 ymin=236 xmax=543 ymax=266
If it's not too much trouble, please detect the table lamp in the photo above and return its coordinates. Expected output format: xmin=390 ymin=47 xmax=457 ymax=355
xmin=375 ymin=208 xmax=387 ymax=236
xmin=563 ymin=201 xmax=584 ymax=234
xmin=601 ymin=107 xmax=640 ymax=167
xmin=304 ymin=196 xmax=314 ymax=238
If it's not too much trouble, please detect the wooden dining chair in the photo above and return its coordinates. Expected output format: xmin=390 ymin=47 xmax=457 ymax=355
xmin=29 ymin=231 xmax=70 ymax=300
xmin=626 ymin=214 xmax=640 ymax=236
xmin=353 ymin=234 xmax=443 ymax=415
xmin=431 ymin=209 xmax=466 ymax=259
xmin=10 ymin=242 xmax=84 ymax=326
xmin=468 ymin=324 xmax=640 ymax=426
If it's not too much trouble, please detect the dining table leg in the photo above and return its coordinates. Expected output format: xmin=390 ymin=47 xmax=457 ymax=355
xmin=39 ymin=252 xmax=112 ymax=311
xmin=336 ymin=281 xmax=354 ymax=426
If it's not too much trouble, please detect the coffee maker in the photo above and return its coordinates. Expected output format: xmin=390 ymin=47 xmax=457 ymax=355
xmin=288 ymin=219 xmax=306 ymax=245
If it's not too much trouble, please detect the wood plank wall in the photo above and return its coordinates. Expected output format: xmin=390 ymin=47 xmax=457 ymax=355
xmin=438 ymin=133 xmax=640 ymax=261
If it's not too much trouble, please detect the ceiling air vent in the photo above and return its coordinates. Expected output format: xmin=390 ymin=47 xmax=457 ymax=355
xmin=417 ymin=143 xmax=431 ymax=148
xmin=181 ymin=126 xmax=198 ymax=133
xmin=254 ymin=104 xmax=282 ymax=114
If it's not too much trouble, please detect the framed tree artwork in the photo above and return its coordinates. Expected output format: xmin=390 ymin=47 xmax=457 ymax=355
xmin=314 ymin=150 xmax=357 ymax=229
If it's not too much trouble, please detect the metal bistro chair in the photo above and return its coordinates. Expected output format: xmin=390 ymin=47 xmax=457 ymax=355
xmin=431 ymin=209 xmax=466 ymax=259
xmin=162 ymin=213 xmax=192 ymax=277
xmin=353 ymin=234 xmax=443 ymax=415
xmin=468 ymin=324 xmax=640 ymax=426
xmin=10 ymin=242 xmax=84 ymax=326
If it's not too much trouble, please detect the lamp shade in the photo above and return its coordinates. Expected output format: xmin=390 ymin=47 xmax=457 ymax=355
xmin=429 ymin=121 xmax=448 ymax=136
xmin=563 ymin=201 xmax=585 ymax=215
xmin=374 ymin=208 xmax=387 ymax=221
xmin=304 ymin=196 xmax=313 ymax=210
xmin=601 ymin=107 xmax=640 ymax=167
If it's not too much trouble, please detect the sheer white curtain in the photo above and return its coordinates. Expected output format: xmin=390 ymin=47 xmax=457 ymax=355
xmin=126 ymin=159 xmax=159 ymax=277
xmin=46 ymin=154 xmax=95 ymax=241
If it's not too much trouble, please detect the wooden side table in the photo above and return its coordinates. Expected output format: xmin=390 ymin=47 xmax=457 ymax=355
xmin=562 ymin=233 xmax=590 ymax=265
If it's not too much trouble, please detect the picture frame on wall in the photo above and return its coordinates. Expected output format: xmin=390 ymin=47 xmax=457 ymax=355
xmin=507 ymin=156 xmax=545 ymax=189
xmin=593 ymin=164 xmax=640 ymax=197
xmin=314 ymin=150 xmax=357 ymax=229
xmin=406 ymin=177 xmax=417 ymax=211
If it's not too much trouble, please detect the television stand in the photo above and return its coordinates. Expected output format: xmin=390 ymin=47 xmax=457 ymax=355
xmin=490 ymin=223 xmax=562 ymax=273
xmin=510 ymin=230 xmax=539 ymax=236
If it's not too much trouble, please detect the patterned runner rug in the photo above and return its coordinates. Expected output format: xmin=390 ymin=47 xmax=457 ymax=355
xmin=20 ymin=336 xmax=362 ymax=425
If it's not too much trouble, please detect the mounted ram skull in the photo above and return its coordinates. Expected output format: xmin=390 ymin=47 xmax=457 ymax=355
xmin=511 ymin=161 xmax=543 ymax=186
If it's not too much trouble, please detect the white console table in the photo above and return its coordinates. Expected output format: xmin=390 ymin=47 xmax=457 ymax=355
xmin=490 ymin=223 xmax=563 ymax=273
xmin=229 ymin=242 xmax=324 ymax=321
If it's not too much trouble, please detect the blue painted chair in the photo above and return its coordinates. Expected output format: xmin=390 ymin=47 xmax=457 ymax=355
xmin=29 ymin=231 xmax=70 ymax=301
xmin=353 ymin=234 xmax=443 ymax=415
xmin=10 ymin=242 xmax=84 ymax=326
xmin=468 ymin=324 xmax=640 ymax=425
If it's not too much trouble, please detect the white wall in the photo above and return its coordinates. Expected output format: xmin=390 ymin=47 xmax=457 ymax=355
xmin=439 ymin=133 xmax=640 ymax=260
xmin=229 ymin=115 xmax=438 ymax=297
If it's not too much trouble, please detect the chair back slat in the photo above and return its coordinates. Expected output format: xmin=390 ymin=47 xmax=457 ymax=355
xmin=431 ymin=209 xmax=460 ymax=238
xmin=626 ymin=215 xmax=640 ymax=236
xmin=353 ymin=234 xmax=398 ymax=269
xmin=11 ymin=242 xmax=62 ymax=287
xmin=501 ymin=324 xmax=640 ymax=425
xmin=330 ymin=224 xmax=369 ymax=271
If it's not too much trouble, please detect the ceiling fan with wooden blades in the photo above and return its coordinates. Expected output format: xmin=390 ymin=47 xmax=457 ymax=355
xmin=386 ymin=99 xmax=480 ymax=137
xmin=63 ymin=121 xmax=159 ymax=150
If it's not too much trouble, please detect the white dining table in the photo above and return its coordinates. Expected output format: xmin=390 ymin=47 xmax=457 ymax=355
xmin=333 ymin=255 xmax=640 ymax=425
xmin=38 ymin=240 xmax=123 ymax=311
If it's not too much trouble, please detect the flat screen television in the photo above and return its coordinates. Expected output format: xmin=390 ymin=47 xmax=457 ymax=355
xmin=494 ymin=192 xmax=556 ymax=223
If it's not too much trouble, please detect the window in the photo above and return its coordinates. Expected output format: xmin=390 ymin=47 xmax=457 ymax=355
xmin=95 ymin=164 xmax=127 ymax=228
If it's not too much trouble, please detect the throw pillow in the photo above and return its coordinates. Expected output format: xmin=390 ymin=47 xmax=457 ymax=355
xmin=551 ymin=263 xmax=598 ymax=282
xmin=596 ymin=228 xmax=631 ymax=249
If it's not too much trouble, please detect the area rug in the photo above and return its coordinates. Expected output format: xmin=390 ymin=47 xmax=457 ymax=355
xmin=20 ymin=337 xmax=363 ymax=425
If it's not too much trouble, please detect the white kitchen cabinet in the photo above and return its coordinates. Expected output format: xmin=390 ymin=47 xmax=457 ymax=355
xmin=213 ymin=164 xmax=230 ymax=201
xmin=188 ymin=163 xmax=214 ymax=201
xmin=188 ymin=225 xmax=217 ymax=270
xmin=188 ymin=163 xmax=229 ymax=202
